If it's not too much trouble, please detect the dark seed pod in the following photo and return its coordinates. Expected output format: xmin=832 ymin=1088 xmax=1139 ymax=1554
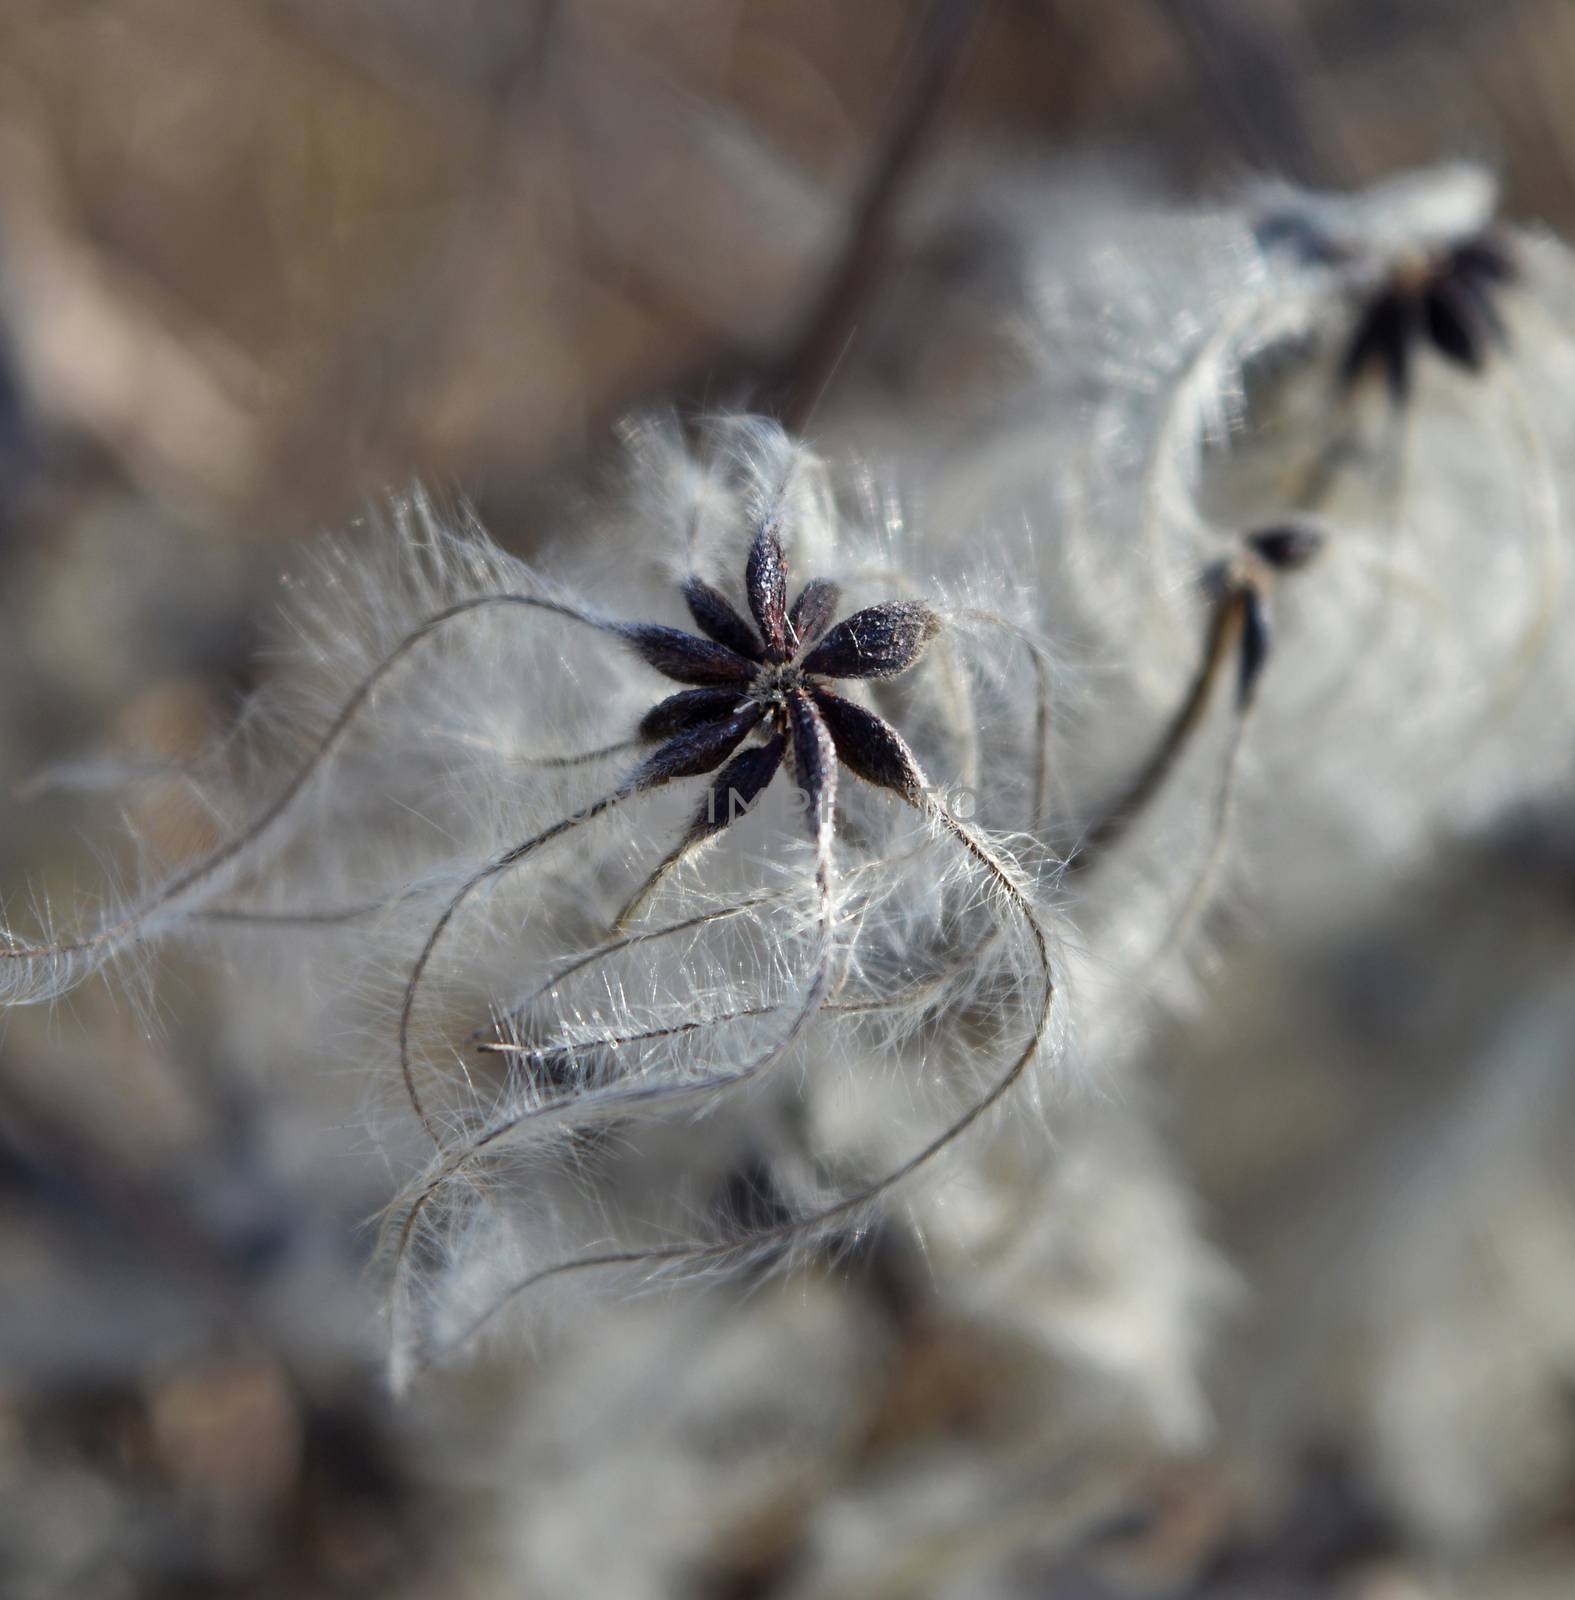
xmin=1339 ymin=224 xmax=1516 ymax=406
xmin=802 ymin=602 xmax=942 ymax=680
xmin=1249 ymin=524 xmax=1325 ymax=573
xmin=619 ymin=624 xmax=757 ymax=685
xmin=788 ymin=578 xmax=841 ymax=652
xmin=1236 ymin=588 xmax=1273 ymax=712
xmin=1451 ymin=230 xmax=1516 ymax=285
xmin=1424 ymin=281 xmax=1486 ymax=372
xmin=639 ymin=687 xmax=749 ymax=742
xmin=635 ymin=707 xmax=764 ymax=784
xmin=683 ymin=578 xmax=762 ymax=661
xmin=1341 ymin=292 xmax=1415 ymax=403
xmin=745 ymin=523 xmax=790 ymax=661
xmin=812 ymin=689 xmax=927 ymax=803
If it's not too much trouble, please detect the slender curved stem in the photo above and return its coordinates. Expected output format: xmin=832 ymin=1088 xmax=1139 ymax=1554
xmin=412 ymin=796 xmax=1052 ymax=1375
xmin=470 ymin=843 xmax=931 ymax=1052
xmin=608 ymin=837 xmax=697 ymax=936
xmin=522 ymin=738 xmax=644 ymax=771
xmin=466 ymin=898 xmax=773 ymax=1051
xmin=1140 ymin=699 xmax=1255 ymax=973
xmin=476 ymin=973 xmax=945 ymax=1060
xmin=1 ymin=593 xmax=619 ymax=994
xmin=388 ymin=804 xmax=842 ymax=1363
xmin=1073 ymin=583 xmax=1249 ymax=873
xmin=397 ymin=785 xmax=641 ymax=1141
xmin=195 ymin=896 xmax=410 ymax=928
xmin=770 ymin=0 xmax=986 ymax=429
xmin=187 ymin=738 xmax=643 ymax=930
xmin=1137 ymin=293 xmax=1268 ymax=641
xmin=387 ymin=971 xmax=953 ymax=1329
xmin=952 ymin=607 xmax=1056 ymax=833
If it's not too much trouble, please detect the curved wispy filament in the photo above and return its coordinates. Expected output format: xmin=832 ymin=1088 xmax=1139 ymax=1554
xmin=0 ymin=593 xmax=623 ymax=1004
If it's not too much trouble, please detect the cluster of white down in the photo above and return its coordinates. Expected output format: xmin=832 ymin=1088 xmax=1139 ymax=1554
xmin=351 ymin=417 xmax=1069 ymax=1393
xmin=3 ymin=161 xmax=1573 ymax=1493
xmin=911 ymin=160 xmax=1575 ymax=907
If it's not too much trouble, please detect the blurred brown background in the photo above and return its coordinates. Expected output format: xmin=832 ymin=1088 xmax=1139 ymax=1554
xmin=3 ymin=3 xmax=1574 ymax=1596
xmin=7 ymin=0 xmax=1572 ymax=823
xmin=5 ymin=0 xmax=1573 ymax=533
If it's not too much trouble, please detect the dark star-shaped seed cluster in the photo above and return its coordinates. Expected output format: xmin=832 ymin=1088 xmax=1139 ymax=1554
xmin=1340 ymin=230 xmax=1516 ymax=403
xmin=613 ymin=522 xmax=941 ymax=890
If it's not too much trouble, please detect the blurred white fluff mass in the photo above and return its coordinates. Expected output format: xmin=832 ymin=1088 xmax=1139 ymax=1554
xmin=7 ymin=156 xmax=1575 ymax=1593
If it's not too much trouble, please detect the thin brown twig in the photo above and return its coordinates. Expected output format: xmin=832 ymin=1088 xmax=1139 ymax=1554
xmin=770 ymin=0 xmax=990 ymax=429
xmin=1072 ymin=582 xmax=1250 ymax=872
